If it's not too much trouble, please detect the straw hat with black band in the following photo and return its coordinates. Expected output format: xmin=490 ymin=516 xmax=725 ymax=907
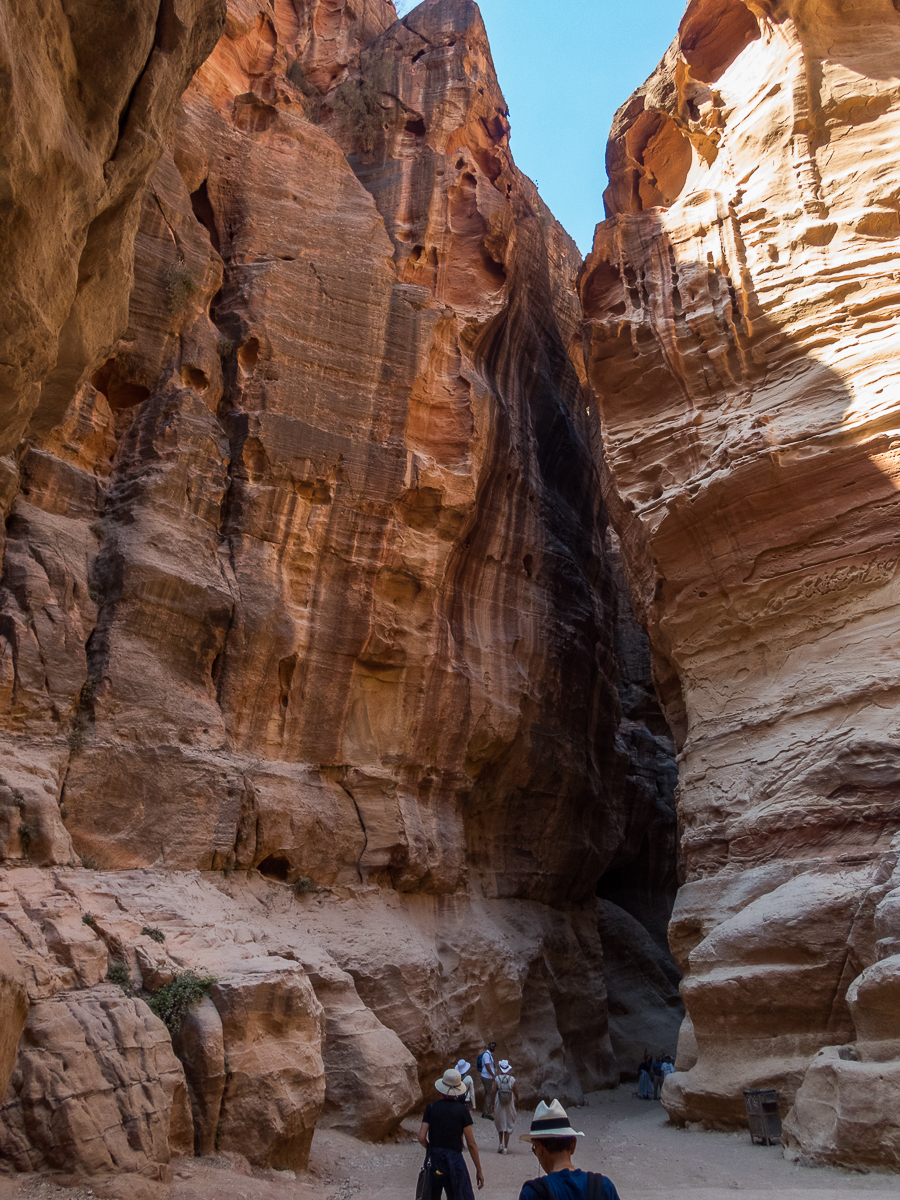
xmin=435 ymin=1068 xmax=468 ymax=1097
xmin=519 ymin=1099 xmax=585 ymax=1141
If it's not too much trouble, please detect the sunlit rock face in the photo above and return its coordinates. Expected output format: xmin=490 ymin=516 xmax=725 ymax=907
xmin=579 ymin=0 xmax=900 ymax=1164
xmin=0 ymin=0 xmax=226 ymax=458
xmin=0 ymin=0 xmax=680 ymax=1170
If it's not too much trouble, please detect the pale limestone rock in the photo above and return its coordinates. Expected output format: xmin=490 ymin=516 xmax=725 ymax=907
xmin=0 ymin=985 xmax=193 ymax=1177
xmin=579 ymin=0 xmax=900 ymax=1160
xmin=782 ymin=1047 xmax=900 ymax=1171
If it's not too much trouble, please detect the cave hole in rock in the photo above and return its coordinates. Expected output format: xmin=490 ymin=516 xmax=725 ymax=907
xmin=180 ymin=365 xmax=209 ymax=391
xmin=404 ymin=116 xmax=426 ymax=138
xmin=627 ymin=110 xmax=693 ymax=210
xmin=189 ymin=180 xmax=221 ymax=253
xmin=257 ymin=855 xmax=291 ymax=881
xmin=238 ymin=337 xmax=260 ymax=374
xmin=90 ymin=359 xmax=151 ymax=410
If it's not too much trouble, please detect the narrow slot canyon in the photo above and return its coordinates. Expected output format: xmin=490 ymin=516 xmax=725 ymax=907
xmin=0 ymin=0 xmax=899 ymax=1194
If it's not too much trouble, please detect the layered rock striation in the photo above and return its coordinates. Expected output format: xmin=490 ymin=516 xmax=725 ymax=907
xmin=0 ymin=0 xmax=679 ymax=1180
xmin=579 ymin=0 xmax=900 ymax=1169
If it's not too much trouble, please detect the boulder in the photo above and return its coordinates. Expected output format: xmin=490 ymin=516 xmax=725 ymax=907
xmin=0 ymin=985 xmax=192 ymax=1177
xmin=211 ymin=962 xmax=325 ymax=1172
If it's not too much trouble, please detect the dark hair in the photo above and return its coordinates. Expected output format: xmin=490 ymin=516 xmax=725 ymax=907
xmin=532 ymin=1136 xmax=577 ymax=1154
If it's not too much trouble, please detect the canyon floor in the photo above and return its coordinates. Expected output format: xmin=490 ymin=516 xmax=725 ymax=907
xmin=1 ymin=1087 xmax=896 ymax=1200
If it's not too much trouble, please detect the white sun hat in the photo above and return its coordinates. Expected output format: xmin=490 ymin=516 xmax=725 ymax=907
xmin=435 ymin=1068 xmax=467 ymax=1096
xmin=498 ymin=1059 xmax=512 ymax=1072
xmin=519 ymin=1098 xmax=585 ymax=1141
xmin=456 ymin=1059 xmax=472 ymax=1075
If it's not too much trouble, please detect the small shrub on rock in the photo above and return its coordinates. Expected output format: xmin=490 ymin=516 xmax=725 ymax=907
xmin=17 ymin=822 xmax=36 ymax=852
xmin=106 ymin=959 xmax=135 ymax=997
xmin=148 ymin=970 xmax=217 ymax=1034
xmin=82 ymin=912 xmax=97 ymax=928
xmin=141 ymin=926 xmax=166 ymax=944
xmin=165 ymin=263 xmax=197 ymax=314
xmin=293 ymin=875 xmax=316 ymax=896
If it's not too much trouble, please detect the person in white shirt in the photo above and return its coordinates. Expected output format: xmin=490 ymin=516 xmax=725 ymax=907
xmin=456 ymin=1058 xmax=476 ymax=1110
xmin=479 ymin=1042 xmax=497 ymax=1118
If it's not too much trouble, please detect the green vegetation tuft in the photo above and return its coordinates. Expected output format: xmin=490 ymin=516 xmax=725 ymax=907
xmin=81 ymin=855 xmax=102 ymax=871
xmin=286 ymin=60 xmax=319 ymax=99
xmin=82 ymin=912 xmax=97 ymax=928
xmin=148 ymin=970 xmax=217 ymax=1034
xmin=293 ymin=875 xmax=316 ymax=896
xmin=141 ymin=926 xmax=166 ymax=944
xmin=106 ymin=959 xmax=135 ymax=997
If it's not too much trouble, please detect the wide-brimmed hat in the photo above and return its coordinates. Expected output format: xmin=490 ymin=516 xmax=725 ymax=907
xmin=498 ymin=1059 xmax=512 ymax=1072
xmin=436 ymin=1068 xmax=467 ymax=1097
xmin=519 ymin=1099 xmax=585 ymax=1142
xmin=456 ymin=1059 xmax=472 ymax=1075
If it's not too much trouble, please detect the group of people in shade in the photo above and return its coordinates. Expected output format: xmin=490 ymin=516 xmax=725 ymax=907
xmin=417 ymin=1041 xmax=621 ymax=1200
xmin=636 ymin=1053 xmax=674 ymax=1102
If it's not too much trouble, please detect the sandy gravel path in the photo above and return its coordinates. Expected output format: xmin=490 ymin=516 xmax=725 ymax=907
xmin=0 ymin=1086 xmax=895 ymax=1199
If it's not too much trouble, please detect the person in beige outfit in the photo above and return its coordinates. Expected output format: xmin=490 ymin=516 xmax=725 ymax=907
xmin=491 ymin=1058 xmax=519 ymax=1153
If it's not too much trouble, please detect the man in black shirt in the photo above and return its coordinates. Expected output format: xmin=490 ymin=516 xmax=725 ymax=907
xmin=418 ymin=1069 xmax=485 ymax=1197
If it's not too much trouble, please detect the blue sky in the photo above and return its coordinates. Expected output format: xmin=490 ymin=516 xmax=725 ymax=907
xmin=471 ymin=0 xmax=687 ymax=255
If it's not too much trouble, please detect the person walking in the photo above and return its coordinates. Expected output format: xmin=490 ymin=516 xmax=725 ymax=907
xmin=651 ymin=1056 xmax=664 ymax=1101
xmin=418 ymin=1069 xmax=485 ymax=1197
xmin=491 ymin=1058 xmax=518 ymax=1153
xmin=517 ymin=1099 xmax=621 ymax=1199
xmin=478 ymin=1041 xmax=497 ymax=1118
xmin=456 ymin=1058 xmax=477 ymax=1110
xmin=637 ymin=1054 xmax=653 ymax=1100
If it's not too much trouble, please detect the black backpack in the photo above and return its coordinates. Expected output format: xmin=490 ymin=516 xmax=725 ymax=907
xmin=524 ymin=1173 xmax=610 ymax=1200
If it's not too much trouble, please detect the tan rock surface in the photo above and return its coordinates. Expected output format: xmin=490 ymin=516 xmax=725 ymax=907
xmin=0 ymin=985 xmax=193 ymax=1178
xmin=0 ymin=939 xmax=28 ymax=1104
xmin=579 ymin=0 xmax=900 ymax=1166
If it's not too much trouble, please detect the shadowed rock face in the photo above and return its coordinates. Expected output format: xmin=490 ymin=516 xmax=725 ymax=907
xmin=0 ymin=0 xmax=680 ymax=1175
xmin=579 ymin=0 xmax=900 ymax=1167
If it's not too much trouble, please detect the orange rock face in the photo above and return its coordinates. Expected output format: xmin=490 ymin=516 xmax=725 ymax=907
xmin=579 ymin=0 xmax=900 ymax=1166
xmin=0 ymin=0 xmax=226 ymax=457
xmin=0 ymin=0 xmax=679 ymax=1176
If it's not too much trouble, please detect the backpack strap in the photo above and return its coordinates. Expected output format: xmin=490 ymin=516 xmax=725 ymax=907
xmin=522 ymin=1178 xmax=553 ymax=1200
xmin=585 ymin=1173 xmax=612 ymax=1200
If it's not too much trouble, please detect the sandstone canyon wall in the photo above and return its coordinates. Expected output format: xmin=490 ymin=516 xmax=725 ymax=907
xmin=0 ymin=0 xmax=680 ymax=1182
xmin=579 ymin=0 xmax=900 ymax=1171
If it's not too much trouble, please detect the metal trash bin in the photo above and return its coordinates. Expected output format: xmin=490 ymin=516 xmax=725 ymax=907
xmin=743 ymin=1089 xmax=782 ymax=1145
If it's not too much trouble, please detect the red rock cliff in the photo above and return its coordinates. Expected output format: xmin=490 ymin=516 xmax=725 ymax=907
xmin=579 ymin=0 xmax=900 ymax=1170
xmin=0 ymin=0 xmax=680 ymax=1178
